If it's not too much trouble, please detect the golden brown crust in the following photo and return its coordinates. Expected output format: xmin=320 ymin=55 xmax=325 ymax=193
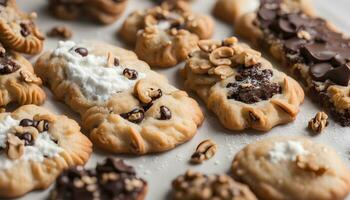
xmin=0 ymin=105 xmax=92 ymax=198
xmin=0 ymin=0 xmax=44 ymax=54
xmin=119 ymin=1 xmax=214 ymax=68
xmin=182 ymin=37 xmax=304 ymax=131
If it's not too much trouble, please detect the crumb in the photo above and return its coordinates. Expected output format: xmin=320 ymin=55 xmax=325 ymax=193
xmin=47 ymin=26 xmax=73 ymax=40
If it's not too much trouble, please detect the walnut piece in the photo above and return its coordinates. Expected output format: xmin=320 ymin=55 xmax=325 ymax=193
xmin=213 ymin=65 xmax=235 ymax=79
xmin=20 ymin=70 xmax=42 ymax=85
xmin=6 ymin=134 xmax=24 ymax=160
xmin=190 ymin=139 xmax=217 ymax=164
xmin=198 ymin=39 xmax=222 ymax=53
xmin=308 ymin=112 xmax=328 ymax=134
xmin=209 ymin=47 xmax=234 ymax=66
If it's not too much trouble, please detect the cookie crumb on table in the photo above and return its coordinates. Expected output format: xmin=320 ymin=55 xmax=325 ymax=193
xmin=308 ymin=111 xmax=329 ymax=134
xmin=47 ymin=26 xmax=72 ymax=40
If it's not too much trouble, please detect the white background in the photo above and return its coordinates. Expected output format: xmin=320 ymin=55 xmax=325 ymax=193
xmin=17 ymin=0 xmax=350 ymax=199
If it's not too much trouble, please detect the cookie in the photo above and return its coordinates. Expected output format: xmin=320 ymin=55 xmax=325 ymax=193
xmin=51 ymin=158 xmax=147 ymax=200
xmin=182 ymin=37 xmax=304 ymax=131
xmin=172 ymin=170 xmax=257 ymax=200
xmin=0 ymin=45 xmax=46 ymax=107
xmin=0 ymin=0 xmax=44 ymax=54
xmin=48 ymin=0 xmax=128 ymax=25
xmin=35 ymin=40 xmax=204 ymax=154
xmin=119 ymin=1 xmax=214 ymax=68
xmin=232 ymin=0 xmax=350 ymax=126
xmin=213 ymin=0 xmax=259 ymax=24
xmin=232 ymin=136 xmax=350 ymax=200
xmin=0 ymin=105 xmax=92 ymax=198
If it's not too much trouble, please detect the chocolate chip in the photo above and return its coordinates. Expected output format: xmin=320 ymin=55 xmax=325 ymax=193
xmin=16 ymin=132 xmax=34 ymax=146
xmin=142 ymin=102 xmax=153 ymax=111
xmin=301 ymin=44 xmax=336 ymax=63
xmin=19 ymin=23 xmax=31 ymax=37
xmin=0 ymin=58 xmax=20 ymax=75
xmin=19 ymin=119 xmax=36 ymax=127
xmin=159 ymin=106 xmax=171 ymax=120
xmin=96 ymin=158 xmax=135 ymax=175
xmin=123 ymin=68 xmax=138 ymax=80
xmin=114 ymin=57 xmax=120 ymax=66
xmin=324 ymin=63 xmax=350 ymax=86
xmin=120 ymin=108 xmax=144 ymax=124
xmin=75 ymin=47 xmax=88 ymax=57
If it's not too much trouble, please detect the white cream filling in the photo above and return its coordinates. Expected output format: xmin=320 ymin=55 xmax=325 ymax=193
xmin=53 ymin=41 xmax=145 ymax=102
xmin=0 ymin=116 xmax=63 ymax=170
xmin=268 ymin=141 xmax=308 ymax=163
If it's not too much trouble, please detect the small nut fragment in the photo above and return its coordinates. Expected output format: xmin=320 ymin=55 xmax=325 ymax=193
xmin=198 ymin=39 xmax=222 ymax=53
xmin=47 ymin=26 xmax=72 ymax=40
xmin=6 ymin=134 xmax=24 ymax=160
xmin=135 ymin=79 xmax=163 ymax=103
xmin=190 ymin=139 xmax=217 ymax=164
xmin=213 ymin=65 xmax=235 ymax=79
xmin=234 ymin=49 xmax=261 ymax=67
xmin=308 ymin=112 xmax=328 ymax=134
xmin=223 ymin=37 xmax=238 ymax=46
xmin=297 ymin=30 xmax=311 ymax=40
xmin=20 ymin=70 xmax=42 ymax=84
xmin=296 ymin=155 xmax=328 ymax=175
xmin=209 ymin=47 xmax=234 ymax=66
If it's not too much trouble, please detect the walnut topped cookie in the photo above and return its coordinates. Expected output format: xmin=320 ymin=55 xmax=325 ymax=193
xmin=35 ymin=41 xmax=203 ymax=154
xmin=51 ymin=158 xmax=147 ymax=200
xmin=0 ymin=105 xmax=92 ymax=198
xmin=48 ymin=0 xmax=128 ymax=25
xmin=0 ymin=0 xmax=44 ymax=54
xmin=232 ymin=136 xmax=350 ymax=200
xmin=172 ymin=170 xmax=257 ymax=200
xmin=233 ymin=0 xmax=350 ymax=126
xmin=0 ymin=45 xmax=45 ymax=107
xmin=119 ymin=0 xmax=214 ymax=68
xmin=182 ymin=37 xmax=304 ymax=131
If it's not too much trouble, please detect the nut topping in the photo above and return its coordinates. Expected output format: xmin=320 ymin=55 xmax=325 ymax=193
xmin=135 ymin=80 xmax=163 ymax=103
xmin=209 ymin=46 xmax=234 ymax=66
xmin=213 ymin=65 xmax=234 ymax=79
xmin=123 ymin=68 xmax=138 ymax=80
xmin=6 ymin=134 xmax=24 ymax=160
xmin=190 ymin=139 xmax=217 ymax=164
xmin=20 ymin=70 xmax=42 ymax=84
xmin=198 ymin=39 xmax=222 ymax=53
xmin=308 ymin=112 xmax=328 ymax=134
xmin=47 ymin=26 xmax=72 ymax=40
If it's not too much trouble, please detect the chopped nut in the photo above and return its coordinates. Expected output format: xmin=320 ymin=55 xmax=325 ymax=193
xmin=135 ymin=79 xmax=163 ymax=103
xmin=223 ymin=37 xmax=238 ymax=46
xmin=296 ymin=155 xmax=328 ymax=175
xmin=209 ymin=47 xmax=234 ymax=66
xmin=297 ymin=30 xmax=311 ymax=40
xmin=308 ymin=112 xmax=328 ymax=134
xmin=213 ymin=65 xmax=234 ymax=79
xmin=6 ymin=134 xmax=24 ymax=160
xmin=190 ymin=139 xmax=217 ymax=164
xmin=198 ymin=39 xmax=222 ymax=53
xmin=47 ymin=26 xmax=73 ymax=40
xmin=234 ymin=49 xmax=261 ymax=67
xmin=20 ymin=70 xmax=42 ymax=84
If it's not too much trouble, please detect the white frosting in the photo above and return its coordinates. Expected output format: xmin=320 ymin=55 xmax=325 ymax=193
xmin=268 ymin=141 xmax=308 ymax=163
xmin=53 ymin=41 xmax=145 ymax=102
xmin=0 ymin=116 xmax=63 ymax=170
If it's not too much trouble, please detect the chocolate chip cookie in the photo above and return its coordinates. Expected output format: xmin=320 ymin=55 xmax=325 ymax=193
xmin=0 ymin=45 xmax=45 ymax=107
xmin=0 ymin=105 xmax=92 ymax=198
xmin=182 ymin=37 xmax=304 ymax=131
xmin=119 ymin=0 xmax=214 ymax=68
xmin=35 ymin=40 xmax=204 ymax=154
xmin=172 ymin=170 xmax=257 ymax=200
xmin=0 ymin=0 xmax=44 ymax=54
xmin=232 ymin=136 xmax=350 ymax=200
xmin=51 ymin=158 xmax=147 ymax=200
xmin=233 ymin=0 xmax=350 ymax=126
xmin=48 ymin=0 xmax=128 ymax=25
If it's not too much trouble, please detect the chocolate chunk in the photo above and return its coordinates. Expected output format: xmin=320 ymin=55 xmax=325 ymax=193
xmin=120 ymin=108 xmax=144 ymax=124
xmin=276 ymin=18 xmax=297 ymax=38
xmin=20 ymin=23 xmax=30 ymax=37
xmin=301 ymin=44 xmax=336 ymax=63
xmin=0 ymin=57 xmax=20 ymax=75
xmin=227 ymin=65 xmax=281 ymax=104
xmin=96 ymin=158 xmax=135 ymax=175
xmin=114 ymin=57 xmax=120 ymax=66
xmin=75 ymin=47 xmax=88 ymax=57
xmin=159 ymin=106 xmax=171 ymax=120
xmin=16 ymin=132 xmax=34 ymax=146
xmin=19 ymin=119 xmax=36 ymax=127
xmin=142 ymin=102 xmax=153 ymax=111
xmin=324 ymin=63 xmax=350 ymax=86
xmin=309 ymin=63 xmax=334 ymax=81
xmin=123 ymin=68 xmax=138 ymax=80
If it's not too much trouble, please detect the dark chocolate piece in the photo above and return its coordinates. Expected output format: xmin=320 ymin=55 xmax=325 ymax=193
xmin=120 ymin=108 xmax=145 ymax=124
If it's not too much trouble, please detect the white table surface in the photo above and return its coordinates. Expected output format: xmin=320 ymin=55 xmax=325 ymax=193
xmin=15 ymin=0 xmax=350 ymax=199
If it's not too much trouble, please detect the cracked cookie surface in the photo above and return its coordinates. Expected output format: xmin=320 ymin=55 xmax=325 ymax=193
xmin=0 ymin=0 xmax=44 ymax=54
xmin=119 ymin=0 xmax=214 ymax=68
xmin=0 ymin=46 xmax=45 ymax=107
xmin=232 ymin=136 xmax=350 ymax=200
xmin=35 ymin=40 xmax=203 ymax=154
xmin=0 ymin=105 xmax=92 ymax=198
xmin=182 ymin=37 xmax=304 ymax=131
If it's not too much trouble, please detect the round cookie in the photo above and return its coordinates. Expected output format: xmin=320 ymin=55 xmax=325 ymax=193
xmin=232 ymin=136 xmax=350 ymax=200
xmin=0 ymin=0 xmax=44 ymax=54
xmin=119 ymin=1 xmax=214 ymax=68
xmin=51 ymin=158 xmax=147 ymax=200
xmin=0 ymin=105 xmax=92 ymax=198
xmin=172 ymin=170 xmax=257 ymax=200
